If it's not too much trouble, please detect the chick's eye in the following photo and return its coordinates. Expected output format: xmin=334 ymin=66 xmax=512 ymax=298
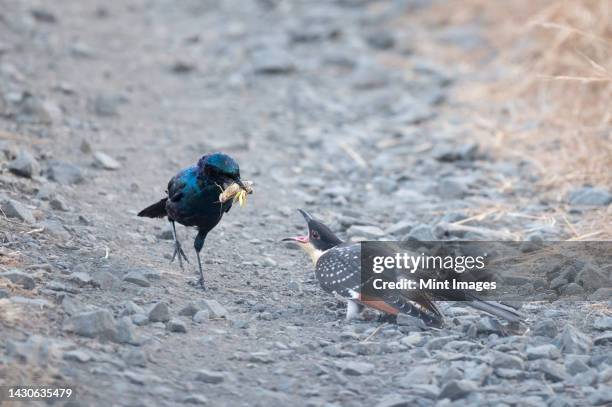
xmin=311 ymin=231 xmax=320 ymax=239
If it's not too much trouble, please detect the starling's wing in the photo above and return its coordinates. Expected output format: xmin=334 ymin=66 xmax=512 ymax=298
xmin=315 ymin=243 xmax=442 ymax=326
xmin=167 ymin=175 xmax=186 ymax=202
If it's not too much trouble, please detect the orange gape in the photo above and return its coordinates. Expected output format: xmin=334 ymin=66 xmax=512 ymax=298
xmin=358 ymin=294 xmax=399 ymax=316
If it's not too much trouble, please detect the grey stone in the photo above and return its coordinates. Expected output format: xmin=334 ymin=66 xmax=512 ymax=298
xmin=440 ymin=367 xmax=463 ymax=383
xmin=566 ymin=358 xmax=590 ymax=375
xmin=6 ymin=335 xmax=67 ymax=366
xmin=198 ymin=299 xmax=228 ymax=319
xmin=384 ymin=221 xmax=413 ymax=236
xmin=91 ymin=94 xmax=121 ymax=116
xmin=426 ymin=335 xmax=459 ymax=351
xmin=171 ymin=59 xmax=196 ymax=73
xmin=61 ymin=296 xmax=90 ymax=315
xmin=262 ymin=257 xmax=277 ymax=267
xmin=167 ymin=318 xmax=187 ymax=333
xmin=365 ymin=31 xmax=395 ymax=50
xmin=593 ymin=316 xmax=612 ymax=331
xmin=533 ymin=319 xmax=558 ymax=338
xmin=438 ymin=380 xmax=477 ymax=400
xmin=588 ymin=388 xmax=612 ymax=406
xmin=599 ymin=367 xmax=612 ymax=383
xmin=594 ymin=332 xmax=612 ymax=346
xmin=374 ymin=395 xmax=413 ymax=407
xmin=157 ymin=228 xmax=174 ymax=240
xmin=1 ymin=199 xmax=36 ymax=223
xmin=347 ymin=225 xmax=385 ymax=239
xmin=0 ymin=270 xmax=35 ymax=289
xmin=116 ymin=316 xmax=139 ymax=344
xmin=575 ymin=264 xmax=610 ymax=292
xmin=69 ymin=271 xmax=93 ymax=287
xmin=47 ymin=161 xmax=84 ymax=185
xmin=399 ymin=333 xmax=423 ymax=347
xmin=31 ymin=8 xmax=57 ymax=23
xmin=561 ymin=283 xmax=584 ymax=295
xmin=179 ymin=303 xmax=200 ymax=317
xmin=526 ymin=344 xmax=561 ymax=360
xmin=556 ymin=325 xmax=592 ymax=354
xmin=550 ymin=276 xmax=568 ymax=291
xmin=91 ymin=271 xmax=120 ymax=290
xmin=396 ymin=365 xmax=436 ymax=386
xmin=192 ymin=310 xmax=210 ymax=323
xmin=403 ymin=224 xmax=435 ymax=242
xmin=436 ymin=178 xmax=468 ymax=199
xmin=132 ymin=314 xmax=149 ymax=326
xmin=567 ymin=186 xmax=612 ymax=206
xmin=70 ymin=42 xmax=94 ymax=58
xmin=252 ymin=49 xmax=295 ymax=75
xmin=148 ymin=302 xmax=170 ymax=322
xmin=63 ymin=350 xmax=92 ymax=363
xmin=123 ymin=270 xmax=151 ymax=287
xmin=589 ymin=287 xmax=612 ymax=300
xmin=93 ymin=151 xmax=121 ymax=170
xmin=63 ymin=309 xmax=117 ymax=341
xmin=396 ymin=314 xmax=426 ymax=330
xmin=122 ymin=348 xmax=148 ymax=368
xmin=288 ymin=22 xmax=339 ymax=43
xmin=336 ymin=360 xmax=375 ymax=376
xmin=195 ymin=369 xmax=225 ymax=384
xmin=142 ymin=268 xmax=161 ymax=280
xmin=10 ymin=296 xmax=51 ymax=308
xmin=435 ymin=143 xmax=479 ymax=162
xmin=567 ymin=372 xmax=597 ymax=389
xmin=183 ymin=394 xmax=208 ymax=405
xmin=490 ymin=352 xmax=524 ymax=370
xmin=350 ymin=63 xmax=390 ymax=90
xmin=531 ymin=360 xmax=568 ymax=382
xmin=35 ymin=184 xmax=55 ymax=201
xmin=121 ymin=301 xmax=144 ymax=316
xmin=8 ymin=150 xmax=39 ymax=178
xmin=476 ymin=317 xmax=506 ymax=335
xmin=434 ymin=222 xmax=513 ymax=240
xmin=17 ymin=95 xmax=61 ymax=124
xmin=50 ymin=196 xmax=69 ymax=211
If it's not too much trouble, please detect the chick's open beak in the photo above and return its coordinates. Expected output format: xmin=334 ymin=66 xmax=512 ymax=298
xmin=282 ymin=236 xmax=309 ymax=244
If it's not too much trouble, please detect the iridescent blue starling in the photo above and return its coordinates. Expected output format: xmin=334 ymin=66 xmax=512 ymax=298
xmin=138 ymin=152 xmax=246 ymax=290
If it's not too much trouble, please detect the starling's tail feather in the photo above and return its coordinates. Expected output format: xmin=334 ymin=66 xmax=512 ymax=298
xmin=138 ymin=198 xmax=168 ymax=218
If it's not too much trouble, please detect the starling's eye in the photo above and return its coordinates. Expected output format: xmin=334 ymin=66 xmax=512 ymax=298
xmin=311 ymin=231 xmax=320 ymax=239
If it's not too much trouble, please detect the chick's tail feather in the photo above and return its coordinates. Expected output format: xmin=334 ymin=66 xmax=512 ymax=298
xmin=138 ymin=198 xmax=168 ymax=218
xmin=465 ymin=297 xmax=524 ymax=323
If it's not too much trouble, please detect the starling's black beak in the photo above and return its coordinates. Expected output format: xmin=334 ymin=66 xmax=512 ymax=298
xmin=234 ymin=177 xmax=246 ymax=190
xmin=223 ymin=175 xmax=245 ymax=190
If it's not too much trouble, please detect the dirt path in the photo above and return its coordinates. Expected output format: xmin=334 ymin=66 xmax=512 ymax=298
xmin=1 ymin=1 xmax=611 ymax=406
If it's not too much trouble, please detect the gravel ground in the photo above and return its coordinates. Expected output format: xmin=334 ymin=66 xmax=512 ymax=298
xmin=0 ymin=1 xmax=611 ymax=406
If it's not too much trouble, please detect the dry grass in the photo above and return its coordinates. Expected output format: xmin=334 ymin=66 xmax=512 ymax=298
xmin=432 ymin=0 xmax=612 ymax=186
xmin=401 ymin=0 xmax=612 ymax=238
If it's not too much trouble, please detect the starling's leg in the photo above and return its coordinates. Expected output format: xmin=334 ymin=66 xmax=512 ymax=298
xmin=193 ymin=230 xmax=206 ymax=290
xmin=170 ymin=220 xmax=189 ymax=269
